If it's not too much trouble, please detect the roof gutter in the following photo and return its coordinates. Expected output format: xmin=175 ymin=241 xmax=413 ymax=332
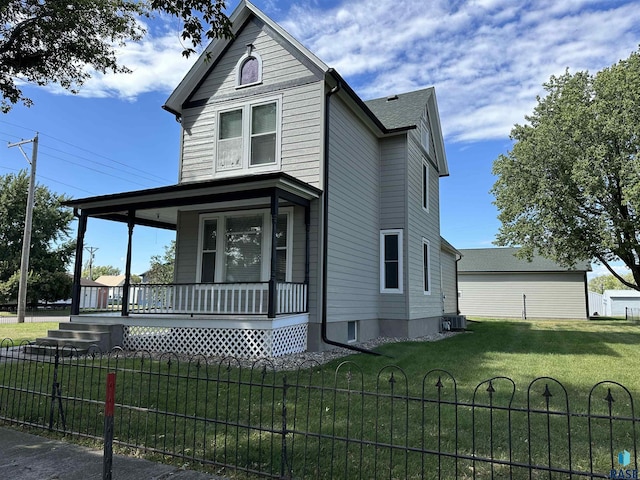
xmin=321 ymin=78 xmax=382 ymax=357
xmin=326 ymin=68 xmax=413 ymax=136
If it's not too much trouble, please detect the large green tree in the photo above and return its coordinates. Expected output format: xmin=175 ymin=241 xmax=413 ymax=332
xmin=145 ymin=241 xmax=175 ymax=284
xmin=0 ymin=171 xmax=75 ymax=304
xmin=588 ymin=273 xmax=636 ymax=294
xmin=81 ymin=265 xmax=121 ymax=281
xmin=492 ymin=49 xmax=640 ymax=291
xmin=0 ymin=0 xmax=232 ymax=112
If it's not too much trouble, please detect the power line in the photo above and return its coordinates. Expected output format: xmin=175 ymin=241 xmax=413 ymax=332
xmin=1 ymin=131 xmax=164 ymax=190
xmin=0 ymin=120 xmax=175 ymax=184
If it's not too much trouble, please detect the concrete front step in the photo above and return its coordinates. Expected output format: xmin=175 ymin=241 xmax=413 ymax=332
xmin=47 ymin=329 xmax=110 ymax=341
xmin=58 ymin=323 xmax=115 ymax=333
xmin=27 ymin=322 xmax=124 ymax=355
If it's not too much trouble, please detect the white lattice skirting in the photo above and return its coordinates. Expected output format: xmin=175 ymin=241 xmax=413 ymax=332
xmin=122 ymin=323 xmax=308 ymax=359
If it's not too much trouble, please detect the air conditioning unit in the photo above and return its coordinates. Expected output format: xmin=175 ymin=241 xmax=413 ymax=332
xmin=443 ymin=315 xmax=466 ymax=330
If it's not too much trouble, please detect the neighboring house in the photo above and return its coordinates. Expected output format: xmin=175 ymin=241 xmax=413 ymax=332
xmin=78 ymin=279 xmax=109 ymax=310
xmin=53 ymin=278 xmax=109 ymax=309
xmin=602 ymin=290 xmax=640 ymax=317
xmin=94 ymin=275 xmax=126 ymax=301
xmin=64 ymin=0 xmax=458 ymax=357
xmin=458 ymin=248 xmax=590 ymax=320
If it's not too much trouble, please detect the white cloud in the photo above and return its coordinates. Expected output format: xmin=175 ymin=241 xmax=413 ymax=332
xmin=281 ymin=0 xmax=640 ymax=143
xmin=79 ymin=32 xmax=198 ymax=100
xmin=41 ymin=1 xmax=640 ymax=144
xmin=40 ymin=27 xmax=198 ymax=102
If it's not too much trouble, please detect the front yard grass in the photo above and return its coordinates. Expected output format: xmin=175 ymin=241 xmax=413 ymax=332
xmin=0 ymin=322 xmax=51 ymax=344
xmin=332 ymin=318 xmax=640 ymax=401
xmin=2 ymin=318 xmax=639 ymax=479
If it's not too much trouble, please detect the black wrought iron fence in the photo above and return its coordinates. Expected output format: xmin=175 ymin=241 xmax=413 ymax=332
xmin=626 ymin=307 xmax=640 ymax=322
xmin=0 ymin=340 xmax=638 ymax=479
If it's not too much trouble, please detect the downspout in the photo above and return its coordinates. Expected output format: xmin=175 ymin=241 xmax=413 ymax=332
xmin=455 ymin=254 xmax=462 ymax=315
xmin=321 ymin=77 xmax=382 ymax=356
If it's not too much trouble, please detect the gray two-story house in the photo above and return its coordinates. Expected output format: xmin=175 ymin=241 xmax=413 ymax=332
xmin=64 ymin=0 xmax=460 ymax=358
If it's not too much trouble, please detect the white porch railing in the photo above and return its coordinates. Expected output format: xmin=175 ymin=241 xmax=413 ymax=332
xmin=78 ymin=282 xmax=307 ymax=316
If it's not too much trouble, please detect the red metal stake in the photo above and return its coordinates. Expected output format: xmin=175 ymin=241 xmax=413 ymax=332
xmin=103 ymin=372 xmax=116 ymax=480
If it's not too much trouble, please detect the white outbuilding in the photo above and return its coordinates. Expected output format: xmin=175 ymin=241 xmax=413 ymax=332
xmin=458 ymin=248 xmax=591 ymax=319
xmin=602 ymin=289 xmax=640 ymax=317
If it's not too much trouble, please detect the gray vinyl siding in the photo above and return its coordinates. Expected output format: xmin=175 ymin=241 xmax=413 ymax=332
xmin=440 ymin=249 xmax=458 ymax=315
xmin=179 ymin=17 xmax=324 ymax=186
xmin=180 ymin=81 xmax=323 ymax=185
xmin=326 ymin=96 xmax=380 ymax=323
xmin=280 ymin=83 xmax=323 ymax=186
xmin=458 ymin=272 xmax=588 ymax=319
xmin=290 ymin=206 xmax=306 ymax=283
xmin=406 ymin=124 xmax=442 ymax=320
xmin=379 ymin=136 xmax=408 ymax=319
xmin=190 ymin=17 xmax=319 ymax=102
xmin=175 ymin=211 xmax=199 ymax=283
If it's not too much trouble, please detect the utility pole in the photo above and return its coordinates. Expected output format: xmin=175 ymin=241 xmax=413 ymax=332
xmin=84 ymin=246 xmax=99 ymax=280
xmin=8 ymin=134 xmax=38 ymax=323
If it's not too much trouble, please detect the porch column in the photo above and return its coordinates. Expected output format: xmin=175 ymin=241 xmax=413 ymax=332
xmin=71 ymin=211 xmax=87 ymax=315
xmin=121 ymin=211 xmax=135 ymax=316
xmin=268 ymin=191 xmax=279 ymax=318
xmin=304 ymin=205 xmax=310 ymax=311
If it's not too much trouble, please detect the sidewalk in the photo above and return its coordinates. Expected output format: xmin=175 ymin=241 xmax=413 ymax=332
xmin=0 ymin=426 xmax=226 ymax=480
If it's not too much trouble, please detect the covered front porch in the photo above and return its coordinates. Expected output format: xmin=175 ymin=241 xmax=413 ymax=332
xmin=65 ymin=173 xmax=321 ymax=358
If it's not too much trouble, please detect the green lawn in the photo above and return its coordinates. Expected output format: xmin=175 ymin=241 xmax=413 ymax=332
xmin=0 ymin=322 xmax=52 ymax=345
xmin=326 ymin=318 xmax=640 ymax=402
xmin=2 ymin=318 xmax=638 ymax=479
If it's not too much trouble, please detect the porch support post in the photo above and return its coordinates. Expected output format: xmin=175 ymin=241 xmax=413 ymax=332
xmin=304 ymin=205 xmax=310 ymax=311
xmin=71 ymin=211 xmax=87 ymax=316
xmin=268 ymin=191 xmax=279 ymax=318
xmin=121 ymin=211 xmax=135 ymax=317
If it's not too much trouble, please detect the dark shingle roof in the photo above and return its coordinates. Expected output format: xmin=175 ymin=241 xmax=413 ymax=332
xmin=364 ymin=88 xmax=434 ymax=130
xmin=458 ymin=248 xmax=591 ymax=273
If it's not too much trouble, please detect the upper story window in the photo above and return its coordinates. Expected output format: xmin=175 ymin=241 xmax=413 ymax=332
xmin=421 ymin=116 xmax=431 ymax=155
xmin=236 ymin=44 xmax=263 ymax=88
xmin=216 ymin=97 xmax=281 ymax=174
xmin=422 ymin=158 xmax=429 ymax=212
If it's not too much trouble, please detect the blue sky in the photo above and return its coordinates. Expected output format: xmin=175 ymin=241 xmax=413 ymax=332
xmin=1 ymin=0 xmax=639 ymax=277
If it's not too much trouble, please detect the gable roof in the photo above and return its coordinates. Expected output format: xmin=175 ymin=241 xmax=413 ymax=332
xmin=94 ymin=275 xmax=127 ymax=287
xmin=81 ymin=278 xmax=108 ymax=287
xmin=164 ymin=0 xmax=328 ymax=116
xmin=365 ymin=88 xmax=434 ymax=130
xmin=365 ymin=88 xmax=448 ymax=176
xmin=162 ymin=1 xmax=449 ymax=177
xmin=458 ymin=248 xmax=591 ymax=273
xmin=603 ymin=289 xmax=640 ymax=298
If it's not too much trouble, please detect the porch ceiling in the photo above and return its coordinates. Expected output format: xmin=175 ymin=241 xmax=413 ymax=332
xmin=64 ymin=172 xmax=322 ymax=229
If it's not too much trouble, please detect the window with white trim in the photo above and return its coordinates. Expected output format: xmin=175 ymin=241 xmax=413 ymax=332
xmin=200 ymin=218 xmax=218 ymax=283
xmin=380 ymin=229 xmax=403 ymax=293
xmin=422 ymin=158 xmax=429 ymax=212
xmin=347 ymin=321 xmax=357 ymax=343
xmin=422 ymin=238 xmax=431 ymax=294
xmin=236 ymin=45 xmax=263 ymax=88
xmin=216 ymin=98 xmax=281 ymax=174
xmin=198 ymin=209 xmax=292 ymax=283
xmin=421 ymin=116 xmax=431 ymax=155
